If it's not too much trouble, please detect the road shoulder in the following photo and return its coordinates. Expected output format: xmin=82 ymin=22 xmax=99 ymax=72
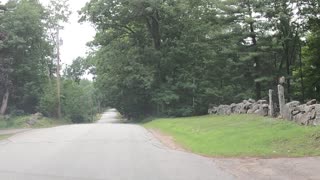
xmin=148 ymin=127 xmax=320 ymax=180
xmin=0 ymin=128 xmax=31 ymax=136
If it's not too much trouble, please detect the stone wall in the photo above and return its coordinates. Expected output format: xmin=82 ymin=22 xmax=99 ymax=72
xmin=282 ymin=100 xmax=320 ymax=126
xmin=208 ymin=99 xmax=269 ymax=117
xmin=208 ymin=99 xmax=320 ymax=126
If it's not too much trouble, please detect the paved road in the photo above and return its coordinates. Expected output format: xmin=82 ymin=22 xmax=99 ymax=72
xmin=0 ymin=109 xmax=233 ymax=180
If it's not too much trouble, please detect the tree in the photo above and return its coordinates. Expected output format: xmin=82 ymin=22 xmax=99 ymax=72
xmin=80 ymin=0 xmax=320 ymax=119
xmin=64 ymin=57 xmax=86 ymax=84
xmin=45 ymin=0 xmax=71 ymax=118
xmin=0 ymin=0 xmax=51 ymax=115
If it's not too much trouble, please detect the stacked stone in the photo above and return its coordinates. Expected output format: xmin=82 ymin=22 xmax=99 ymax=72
xmin=208 ymin=99 xmax=269 ymax=117
xmin=208 ymin=99 xmax=320 ymax=126
xmin=208 ymin=77 xmax=320 ymax=126
xmin=282 ymin=100 xmax=320 ymax=126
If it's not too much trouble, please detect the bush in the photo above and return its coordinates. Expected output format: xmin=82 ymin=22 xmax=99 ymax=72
xmin=70 ymin=114 xmax=86 ymax=123
xmin=9 ymin=109 xmax=25 ymax=117
xmin=38 ymin=83 xmax=58 ymax=117
xmin=39 ymin=80 xmax=99 ymax=123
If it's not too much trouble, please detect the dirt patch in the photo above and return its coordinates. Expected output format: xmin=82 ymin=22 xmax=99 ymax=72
xmin=148 ymin=129 xmax=187 ymax=152
xmin=214 ymin=157 xmax=320 ymax=180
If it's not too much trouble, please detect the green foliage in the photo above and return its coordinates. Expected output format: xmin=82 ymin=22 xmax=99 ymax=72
xmin=293 ymin=19 xmax=320 ymax=100
xmin=144 ymin=114 xmax=320 ymax=157
xmin=39 ymin=79 xmax=99 ymax=123
xmin=0 ymin=0 xmax=54 ymax=114
xmin=0 ymin=115 xmax=70 ymax=129
xmin=64 ymin=57 xmax=87 ymax=84
xmin=62 ymin=80 xmax=96 ymax=123
xmin=80 ymin=0 xmax=320 ymax=119
xmin=0 ymin=0 xmax=100 ymax=124
xmin=38 ymin=82 xmax=58 ymax=117
xmin=1 ymin=0 xmax=320 ymax=122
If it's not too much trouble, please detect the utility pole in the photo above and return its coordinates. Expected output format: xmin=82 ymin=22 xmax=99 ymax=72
xmin=56 ymin=28 xmax=61 ymax=119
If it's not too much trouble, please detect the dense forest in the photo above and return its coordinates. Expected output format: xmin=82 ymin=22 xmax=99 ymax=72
xmin=79 ymin=0 xmax=320 ymax=119
xmin=1 ymin=0 xmax=320 ymax=121
xmin=0 ymin=0 xmax=100 ymax=123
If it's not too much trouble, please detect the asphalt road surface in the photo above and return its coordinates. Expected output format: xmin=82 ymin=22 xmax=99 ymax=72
xmin=0 ymin=109 xmax=234 ymax=180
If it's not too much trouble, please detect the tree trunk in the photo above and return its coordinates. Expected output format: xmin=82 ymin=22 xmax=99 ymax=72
xmin=56 ymin=29 xmax=62 ymax=119
xmin=248 ymin=4 xmax=261 ymax=100
xmin=250 ymin=25 xmax=261 ymax=100
xmin=299 ymin=44 xmax=305 ymax=102
xmin=0 ymin=88 xmax=9 ymax=115
xmin=285 ymin=47 xmax=291 ymax=101
xmin=145 ymin=10 xmax=161 ymax=50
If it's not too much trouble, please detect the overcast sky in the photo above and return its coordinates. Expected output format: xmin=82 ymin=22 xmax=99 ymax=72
xmin=58 ymin=0 xmax=95 ymax=66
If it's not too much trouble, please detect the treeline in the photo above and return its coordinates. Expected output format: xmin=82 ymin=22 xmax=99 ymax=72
xmin=80 ymin=0 xmax=320 ymax=119
xmin=0 ymin=0 xmax=100 ymax=123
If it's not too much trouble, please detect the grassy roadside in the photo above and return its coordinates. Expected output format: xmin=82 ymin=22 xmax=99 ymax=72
xmin=143 ymin=114 xmax=320 ymax=157
xmin=0 ymin=134 xmax=10 ymax=140
xmin=0 ymin=115 xmax=70 ymax=129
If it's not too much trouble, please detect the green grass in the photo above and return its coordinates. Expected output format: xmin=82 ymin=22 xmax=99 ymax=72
xmin=143 ymin=114 xmax=320 ymax=157
xmin=0 ymin=115 xmax=71 ymax=129
xmin=0 ymin=134 xmax=10 ymax=140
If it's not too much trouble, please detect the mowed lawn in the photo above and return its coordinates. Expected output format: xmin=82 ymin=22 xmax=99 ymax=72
xmin=143 ymin=114 xmax=320 ymax=157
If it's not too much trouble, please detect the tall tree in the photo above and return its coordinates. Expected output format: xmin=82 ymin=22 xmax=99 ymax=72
xmin=80 ymin=0 xmax=320 ymax=119
xmin=45 ymin=0 xmax=70 ymax=118
xmin=0 ymin=0 xmax=52 ymax=115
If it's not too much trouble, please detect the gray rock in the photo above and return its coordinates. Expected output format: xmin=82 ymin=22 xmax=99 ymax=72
xmin=294 ymin=105 xmax=316 ymax=125
xmin=292 ymin=110 xmax=300 ymax=116
xmin=217 ymin=105 xmax=231 ymax=115
xmin=26 ymin=112 xmax=43 ymax=126
xmin=283 ymin=101 xmax=300 ymax=120
xmin=278 ymin=84 xmax=286 ymax=118
xmin=235 ymin=103 xmax=243 ymax=114
xmin=295 ymin=104 xmax=307 ymax=113
xmin=247 ymin=109 xmax=255 ymax=114
xmin=314 ymin=118 xmax=320 ymax=126
xmin=230 ymin=103 xmax=237 ymax=113
xmin=244 ymin=103 xmax=253 ymax=110
xmin=238 ymin=101 xmax=253 ymax=114
xmin=298 ymin=112 xmax=311 ymax=125
xmin=312 ymin=104 xmax=320 ymax=126
xmin=279 ymin=76 xmax=286 ymax=84
xmin=306 ymin=99 xmax=317 ymax=106
xmin=293 ymin=112 xmax=303 ymax=123
xmin=207 ymin=98 xmax=320 ymax=126
xmin=248 ymin=99 xmax=256 ymax=103
xmin=208 ymin=106 xmax=217 ymax=114
xmin=255 ymin=104 xmax=269 ymax=116
xmin=257 ymin=100 xmax=268 ymax=104
xmin=269 ymin=90 xmax=274 ymax=117
xmin=26 ymin=118 xmax=37 ymax=126
xmin=242 ymin=100 xmax=249 ymax=104
xmin=251 ymin=103 xmax=260 ymax=112
xmin=247 ymin=102 xmax=257 ymax=114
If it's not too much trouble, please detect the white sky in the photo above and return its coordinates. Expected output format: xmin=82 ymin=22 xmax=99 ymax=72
xmin=59 ymin=0 xmax=95 ymax=66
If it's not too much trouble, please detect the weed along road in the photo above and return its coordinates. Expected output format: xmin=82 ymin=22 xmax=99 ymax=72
xmin=0 ymin=109 xmax=233 ymax=180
